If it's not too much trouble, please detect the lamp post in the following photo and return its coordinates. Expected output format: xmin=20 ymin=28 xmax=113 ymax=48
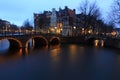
xmin=73 ymin=26 xmax=76 ymax=36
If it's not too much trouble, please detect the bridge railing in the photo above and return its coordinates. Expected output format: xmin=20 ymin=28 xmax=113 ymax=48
xmin=0 ymin=31 xmax=120 ymax=40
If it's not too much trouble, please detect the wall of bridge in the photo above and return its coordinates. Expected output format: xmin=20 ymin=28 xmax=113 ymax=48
xmin=60 ymin=36 xmax=85 ymax=44
xmin=0 ymin=35 xmax=60 ymax=49
xmin=1 ymin=35 xmax=119 ymax=49
xmin=104 ymin=38 xmax=120 ymax=48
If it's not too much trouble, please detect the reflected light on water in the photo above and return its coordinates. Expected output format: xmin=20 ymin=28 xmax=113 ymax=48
xmin=0 ymin=41 xmax=119 ymax=80
xmin=19 ymin=48 xmax=23 ymax=56
xmin=50 ymin=44 xmax=60 ymax=49
xmin=69 ymin=44 xmax=77 ymax=63
xmin=25 ymin=48 xmax=29 ymax=56
xmin=69 ymin=44 xmax=77 ymax=53
xmin=50 ymin=45 xmax=61 ymax=62
xmin=50 ymin=45 xmax=61 ymax=72
xmin=0 ymin=48 xmax=23 ymax=64
xmin=101 ymin=40 xmax=104 ymax=47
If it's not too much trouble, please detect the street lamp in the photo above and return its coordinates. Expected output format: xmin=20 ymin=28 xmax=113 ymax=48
xmin=73 ymin=26 xmax=76 ymax=30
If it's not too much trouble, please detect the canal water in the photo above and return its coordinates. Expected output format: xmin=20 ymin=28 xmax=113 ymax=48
xmin=0 ymin=39 xmax=120 ymax=80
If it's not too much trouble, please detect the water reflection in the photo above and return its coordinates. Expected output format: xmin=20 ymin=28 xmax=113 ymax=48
xmin=0 ymin=48 xmax=22 ymax=64
xmin=69 ymin=44 xmax=78 ymax=63
xmin=50 ymin=44 xmax=61 ymax=62
xmin=0 ymin=39 xmax=120 ymax=80
xmin=101 ymin=40 xmax=104 ymax=47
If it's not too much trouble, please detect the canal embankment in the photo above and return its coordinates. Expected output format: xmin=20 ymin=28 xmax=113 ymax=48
xmin=104 ymin=38 xmax=120 ymax=49
xmin=61 ymin=36 xmax=120 ymax=49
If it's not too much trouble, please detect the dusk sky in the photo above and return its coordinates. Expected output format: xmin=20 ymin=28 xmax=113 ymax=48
xmin=0 ymin=0 xmax=113 ymax=26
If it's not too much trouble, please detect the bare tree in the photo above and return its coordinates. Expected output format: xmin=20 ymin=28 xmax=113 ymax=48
xmin=78 ymin=0 xmax=101 ymax=34
xmin=79 ymin=0 xmax=88 ymax=15
xmin=79 ymin=0 xmax=101 ymax=19
xmin=110 ymin=0 xmax=120 ymax=26
xmin=22 ymin=19 xmax=33 ymax=30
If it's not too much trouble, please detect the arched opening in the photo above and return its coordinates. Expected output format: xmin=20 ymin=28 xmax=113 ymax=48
xmin=33 ymin=36 xmax=48 ymax=48
xmin=8 ymin=38 xmax=22 ymax=49
xmin=50 ymin=37 xmax=60 ymax=45
xmin=0 ymin=39 xmax=10 ymax=52
xmin=0 ymin=39 xmax=22 ymax=55
xmin=25 ymin=38 xmax=34 ymax=48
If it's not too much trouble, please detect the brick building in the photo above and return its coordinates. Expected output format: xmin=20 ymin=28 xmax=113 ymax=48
xmin=34 ymin=6 xmax=76 ymax=36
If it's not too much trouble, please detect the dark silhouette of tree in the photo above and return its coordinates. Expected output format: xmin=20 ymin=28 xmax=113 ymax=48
xmin=35 ymin=12 xmax=50 ymax=30
xmin=78 ymin=0 xmax=101 ymax=34
xmin=109 ymin=0 xmax=120 ymax=27
xmin=23 ymin=19 xmax=33 ymax=30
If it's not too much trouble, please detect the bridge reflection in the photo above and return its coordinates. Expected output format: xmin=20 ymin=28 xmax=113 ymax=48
xmin=0 ymin=43 xmax=61 ymax=64
xmin=0 ymin=48 xmax=23 ymax=63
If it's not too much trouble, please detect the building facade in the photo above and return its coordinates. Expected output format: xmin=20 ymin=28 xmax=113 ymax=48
xmin=0 ymin=19 xmax=11 ymax=33
xmin=34 ymin=11 xmax=51 ymax=33
xmin=34 ymin=6 xmax=76 ymax=36
xmin=58 ymin=6 xmax=76 ymax=36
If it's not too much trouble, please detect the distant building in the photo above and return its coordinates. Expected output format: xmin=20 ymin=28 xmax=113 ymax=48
xmin=76 ymin=13 xmax=85 ymax=35
xmin=34 ymin=6 xmax=76 ymax=36
xmin=50 ymin=8 xmax=57 ymax=27
xmin=49 ymin=8 xmax=57 ymax=34
xmin=58 ymin=6 xmax=76 ymax=36
xmin=34 ymin=11 xmax=51 ymax=33
xmin=0 ymin=19 xmax=10 ymax=31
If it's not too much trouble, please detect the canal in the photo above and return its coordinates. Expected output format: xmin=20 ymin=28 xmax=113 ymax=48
xmin=0 ymin=39 xmax=120 ymax=80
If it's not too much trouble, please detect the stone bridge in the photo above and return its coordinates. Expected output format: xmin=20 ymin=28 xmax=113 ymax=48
xmin=0 ymin=34 xmax=120 ymax=50
xmin=0 ymin=34 xmax=60 ymax=49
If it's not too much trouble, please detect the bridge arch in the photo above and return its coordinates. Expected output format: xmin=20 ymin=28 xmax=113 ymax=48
xmin=28 ymin=36 xmax=48 ymax=48
xmin=7 ymin=38 xmax=22 ymax=48
xmin=50 ymin=37 xmax=60 ymax=45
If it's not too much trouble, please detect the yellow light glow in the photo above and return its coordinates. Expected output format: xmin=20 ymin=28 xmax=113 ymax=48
xmin=82 ymin=28 xmax=84 ymax=31
xmin=111 ymin=31 xmax=116 ymax=36
xmin=69 ymin=45 xmax=78 ymax=63
xmin=50 ymin=28 xmax=55 ymax=32
xmin=56 ymin=29 xmax=61 ymax=34
xmin=54 ymin=27 xmax=57 ymax=29
xmin=73 ymin=26 xmax=76 ymax=29
xmin=94 ymin=40 xmax=99 ymax=47
xmin=88 ymin=29 xmax=92 ymax=34
xmin=101 ymin=40 xmax=104 ymax=47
